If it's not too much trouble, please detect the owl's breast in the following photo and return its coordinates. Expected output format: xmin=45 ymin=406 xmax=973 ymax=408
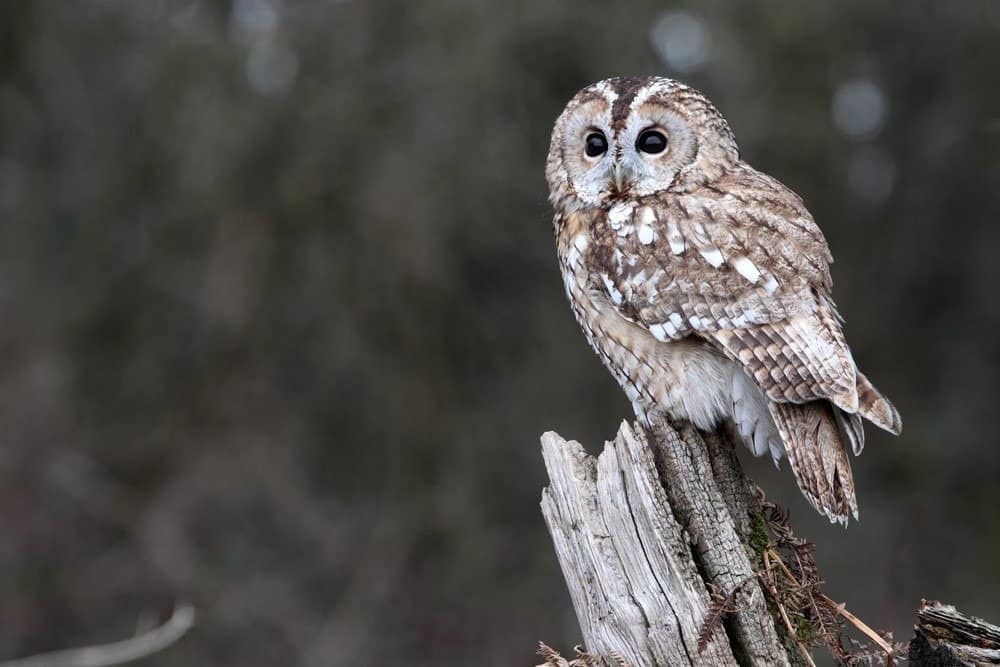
xmin=555 ymin=209 xmax=733 ymax=429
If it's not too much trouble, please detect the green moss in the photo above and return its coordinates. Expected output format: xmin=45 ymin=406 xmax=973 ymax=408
xmin=748 ymin=510 xmax=771 ymax=561
xmin=794 ymin=613 xmax=815 ymax=642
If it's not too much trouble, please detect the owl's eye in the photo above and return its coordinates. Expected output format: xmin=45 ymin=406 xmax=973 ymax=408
xmin=584 ymin=132 xmax=608 ymax=158
xmin=636 ymin=129 xmax=667 ymax=154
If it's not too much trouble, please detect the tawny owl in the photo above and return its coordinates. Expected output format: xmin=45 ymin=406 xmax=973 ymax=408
xmin=546 ymin=76 xmax=901 ymax=524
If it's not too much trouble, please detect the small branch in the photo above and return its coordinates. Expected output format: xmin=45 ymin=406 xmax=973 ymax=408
xmin=0 ymin=605 xmax=195 ymax=667
xmin=908 ymin=600 xmax=1000 ymax=665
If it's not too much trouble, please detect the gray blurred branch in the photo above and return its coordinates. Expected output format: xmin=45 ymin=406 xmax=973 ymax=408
xmin=0 ymin=605 xmax=194 ymax=667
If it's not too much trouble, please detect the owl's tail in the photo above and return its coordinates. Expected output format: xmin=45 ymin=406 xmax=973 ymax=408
xmin=855 ymin=371 xmax=902 ymax=436
xmin=768 ymin=401 xmax=859 ymax=525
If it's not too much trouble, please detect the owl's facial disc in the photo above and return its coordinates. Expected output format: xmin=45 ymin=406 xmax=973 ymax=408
xmin=547 ymin=77 xmax=740 ymax=210
xmin=560 ymin=108 xmax=699 ymax=206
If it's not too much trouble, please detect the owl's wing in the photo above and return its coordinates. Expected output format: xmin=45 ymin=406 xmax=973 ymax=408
xmin=593 ymin=165 xmax=899 ymax=523
xmin=598 ymin=165 xmax=890 ymax=417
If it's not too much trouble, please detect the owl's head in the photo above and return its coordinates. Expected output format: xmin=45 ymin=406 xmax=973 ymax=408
xmin=546 ymin=76 xmax=739 ymax=210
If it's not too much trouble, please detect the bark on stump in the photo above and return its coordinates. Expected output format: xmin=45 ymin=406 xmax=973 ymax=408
xmin=539 ymin=417 xmax=797 ymax=666
xmin=539 ymin=418 xmax=1000 ymax=666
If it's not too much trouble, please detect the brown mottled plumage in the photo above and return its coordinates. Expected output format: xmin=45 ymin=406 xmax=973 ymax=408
xmin=546 ymin=76 xmax=900 ymax=524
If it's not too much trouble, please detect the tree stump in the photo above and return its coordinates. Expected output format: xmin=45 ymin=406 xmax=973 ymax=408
xmin=539 ymin=417 xmax=796 ymax=666
xmin=539 ymin=418 xmax=1000 ymax=666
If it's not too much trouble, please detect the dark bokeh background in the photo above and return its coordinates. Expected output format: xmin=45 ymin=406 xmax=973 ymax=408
xmin=2 ymin=1 xmax=999 ymax=665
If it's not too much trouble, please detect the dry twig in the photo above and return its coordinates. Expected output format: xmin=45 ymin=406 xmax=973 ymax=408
xmin=535 ymin=642 xmax=612 ymax=667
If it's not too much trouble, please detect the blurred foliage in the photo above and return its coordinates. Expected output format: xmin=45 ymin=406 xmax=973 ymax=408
xmin=1 ymin=0 xmax=999 ymax=665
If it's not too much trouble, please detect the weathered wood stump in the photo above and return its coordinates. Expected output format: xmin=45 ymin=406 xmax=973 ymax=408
xmin=539 ymin=418 xmax=1000 ymax=666
xmin=539 ymin=417 xmax=796 ymax=665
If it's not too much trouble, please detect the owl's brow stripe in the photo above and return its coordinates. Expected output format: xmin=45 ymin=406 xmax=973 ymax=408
xmin=608 ymin=77 xmax=653 ymax=132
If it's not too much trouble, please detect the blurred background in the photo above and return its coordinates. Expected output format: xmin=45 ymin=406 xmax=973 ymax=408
xmin=1 ymin=1 xmax=999 ymax=665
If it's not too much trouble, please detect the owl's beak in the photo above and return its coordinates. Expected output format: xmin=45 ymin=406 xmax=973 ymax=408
xmin=611 ymin=160 xmax=632 ymax=192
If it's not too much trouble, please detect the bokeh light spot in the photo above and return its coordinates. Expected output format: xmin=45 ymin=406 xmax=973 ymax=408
xmin=650 ymin=12 xmax=711 ymax=74
xmin=832 ymin=78 xmax=887 ymax=140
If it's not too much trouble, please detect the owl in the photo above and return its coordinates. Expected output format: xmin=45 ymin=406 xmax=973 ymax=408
xmin=546 ymin=76 xmax=901 ymax=525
